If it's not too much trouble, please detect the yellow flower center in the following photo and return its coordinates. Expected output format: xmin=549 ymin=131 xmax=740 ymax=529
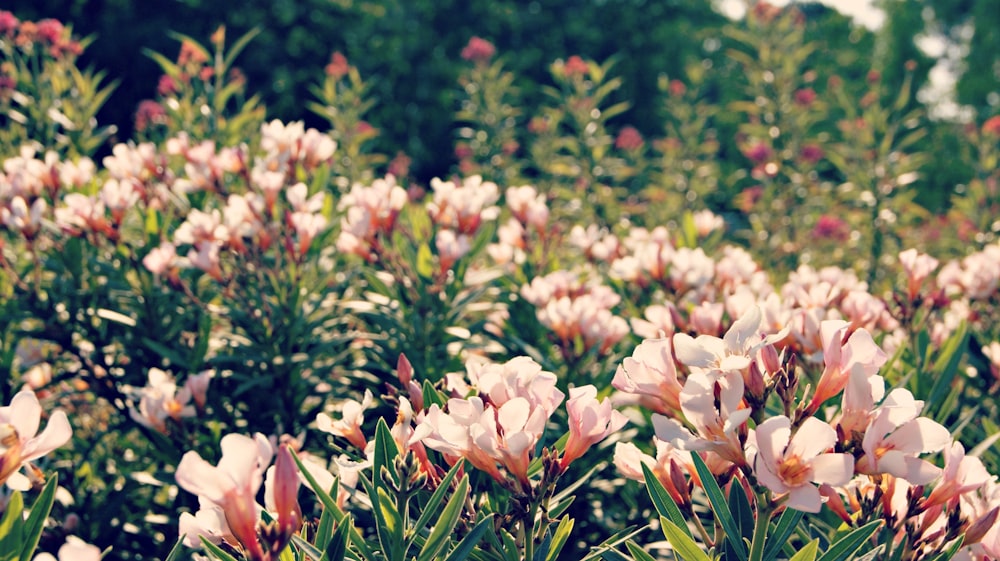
xmin=777 ymin=454 xmax=812 ymax=486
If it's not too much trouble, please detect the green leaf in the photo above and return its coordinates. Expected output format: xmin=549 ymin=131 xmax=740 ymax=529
xmin=163 ymin=537 xmax=186 ymax=561
xmin=692 ymin=453 xmax=748 ymax=561
xmin=788 ymin=539 xmax=819 ymax=561
xmin=624 ymin=540 xmax=658 ymax=561
xmin=20 ymin=475 xmax=59 ymax=561
xmin=762 ymin=508 xmax=804 ymax=561
xmin=443 ymin=514 xmax=494 ymax=561
xmin=373 ymin=417 xmax=400 ymax=489
xmin=359 ymin=474 xmax=393 ymax=558
xmin=290 ymin=535 xmax=324 ymax=561
xmin=660 ymin=517 xmax=712 ymax=561
xmin=726 ymin=480 xmax=755 ymax=560
xmin=416 ymin=243 xmax=435 ymax=279
xmin=324 ymin=519 xmax=351 ymax=561
xmin=0 ymin=492 xmax=24 ymax=561
xmin=417 ymin=475 xmax=469 ymax=561
xmin=927 ymin=321 xmax=969 ymax=419
xmin=545 ymin=516 xmax=575 ymax=561
xmin=600 ymin=550 xmax=632 ymax=561
xmin=816 ymin=520 xmax=883 ymax=561
xmin=641 ymin=463 xmax=690 ymax=538
xmin=291 ymin=451 xmax=374 ymax=559
xmin=411 ymin=461 xmax=463 ymax=537
xmin=200 ymin=536 xmax=241 ymax=561
xmin=422 ymin=379 xmax=446 ymax=409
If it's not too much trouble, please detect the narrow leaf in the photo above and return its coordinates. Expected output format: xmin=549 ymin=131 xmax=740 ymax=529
xmin=417 ymin=475 xmax=469 ymax=561
xmin=443 ymin=514 xmax=493 ymax=561
xmin=788 ymin=539 xmax=819 ymax=561
xmin=660 ymin=517 xmax=712 ymax=561
xmin=641 ymin=463 xmax=690 ymax=538
xmin=411 ymin=461 xmax=463 ymax=534
xmin=816 ymin=520 xmax=883 ymax=561
xmin=692 ymin=453 xmax=748 ymax=561
xmin=625 ymin=540 xmax=658 ymax=561
xmin=291 ymin=451 xmax=374 ymax=559
xmin=20 ymin=475 xmax=59 ymax=561
xmin=0 ymin=492 xmax=25 ymax=561
xmin=200 ymin=537 xmax=241 ymax=561
xmin=546 ymin=516 xmax=575 ymax=561
xmin=762 ymin=508 xmax=805 ymax=561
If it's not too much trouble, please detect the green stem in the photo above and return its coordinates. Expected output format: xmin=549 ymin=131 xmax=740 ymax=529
xmin=748 ymin=498 xmax=774 ymax=561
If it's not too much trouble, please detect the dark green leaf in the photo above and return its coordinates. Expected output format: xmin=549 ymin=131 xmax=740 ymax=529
xmin=641 ymin=463 xmax=690 ymax=538
xmin=692 ymin=453 xmax=747 ymax=561
xmin=816 ymin=520 xmax=883 ymax=561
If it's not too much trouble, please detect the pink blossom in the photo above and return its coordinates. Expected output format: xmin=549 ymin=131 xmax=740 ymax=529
xmin=184 ymin=370 xmax=214 ymax=410
xmin=427 ymin=175 xmax=500 ymax=234
xmin=899 ymin=248 xmax=939 ymax=299
xmin=505 ymin=185 xmax=549 ymax=230
xmin=856 ymin=389 xmax=951 ymax=484
xmin=127 ymin=368 xmax=196 ymax=434
xmin=923 ymin=441 xmax=992 ymax=509
xmin=0 ymin=390 xmax=72 ymax=490
xmin=460 ymin=37 xmax=496 ymax=63
xmin=752 ymin=416 xmax=853 ymax=512
xmin=316 ymin=390 xmax=374 ymax=450
xmin=561 ymin=385 xmax=627 ymax=469
xmin=807 ymin=320 xmax=887 ymax=413
xmin=2 ymin=196 xmax=46 ymax=238
xmin=653 ymin=370 xmax=750 ymax=466
xmin=436 ymin=229 xmax=471 ymax=271
xmin=143 ymin=242 xmax=178 ymax=278
xmin=175 ymin=433 xmax=273 ymax=560
xmin=613 ymin=337 xmax=684 ymax=414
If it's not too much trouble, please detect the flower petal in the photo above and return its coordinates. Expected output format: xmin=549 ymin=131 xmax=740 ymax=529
xmin=810 ymin=453 xmax=853 ymax=486
xmin=787 ymin=417 xmax=836 ymax=460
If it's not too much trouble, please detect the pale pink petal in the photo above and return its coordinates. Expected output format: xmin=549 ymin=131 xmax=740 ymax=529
xmin=175 ymin=452 xmax=232 ymax=503
xmin=786 ymin=484 xmax=823 ymax=513
xmin=9 ymin=390 xmax=42 ymax=440
xmin=724 ymin=305 xmax=761 ymax=354
xmin=810 ymin=453 xmax=853 ymax=486
xmin=879 ymin=451 xmax=941 ymax=485
xmin=754 ymin=416 xmax=791 ymax=472
xmin=673 ymin=333 xmax=717 ymax=368
xmin=883 ymin=418 xmax=951 ymax=455
xmin=786 ymin=417 xmax=836 ymax=460
xmin=21 ymin=410 xmax=72 ymax=462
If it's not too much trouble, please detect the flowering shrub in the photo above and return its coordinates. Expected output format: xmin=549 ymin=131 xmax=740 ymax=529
xmin=1 ymin=8 xmax=1000 ymax=561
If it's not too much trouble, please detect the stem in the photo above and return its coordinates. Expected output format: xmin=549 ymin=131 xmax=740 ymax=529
xmin=748 ymin=497 xmax=774 ymax=561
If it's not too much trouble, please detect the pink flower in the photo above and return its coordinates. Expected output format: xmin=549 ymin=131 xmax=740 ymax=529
xmin=184 ymin=370 xmax=214 ymax=410
xmin=752 ymin=416 xmax=853 ymax=513
xmin=615 ymin=126 xmax=645 ymax=151
xmin=613 ymin=337 xmax=684 ymax=414
xmin=562 ymin=55 xmax=589 ymax=78
xmin=899 ymin=248 xmax=939 ymax=299
xmin=923 ymin=441 xmax=991 ymax=509
xmin=653 ymin=371 xmax=750 ymax=466
xmin=807 ymin=320 xmax=886 ymax=413
xmin=856 ymin=389 xmax=951 ymax=484
xmin=460 ymin=37 xmax=496 ymax=63
xmin=316 ymin=390 xmax=374 ymax=450
xmin=175 ymin=433 xmax=273 ymax=561
xmin=561 ymin=385 xmax=627 ymax=469
xmin=812 ymin=215 xmax=849 ymax=241
xmin=614 ymin=438 xmax=691 ymax=508
xmin=0 ymin=390 xmax=72 ymax=490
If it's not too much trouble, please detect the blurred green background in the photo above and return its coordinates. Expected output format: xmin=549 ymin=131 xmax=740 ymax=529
xmin=7 ymin=0 xmax=999 ymax=202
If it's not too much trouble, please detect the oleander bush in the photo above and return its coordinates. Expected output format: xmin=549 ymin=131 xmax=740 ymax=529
xmin=2 ymin=5 xmax=1000 ymax=561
